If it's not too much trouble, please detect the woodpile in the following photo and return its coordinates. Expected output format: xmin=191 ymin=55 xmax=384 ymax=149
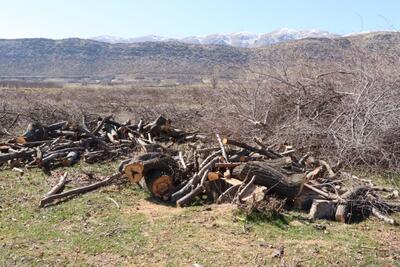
xmin=119 ymin=135 xmax=400 ymax=225
xmin=0 ymin=115 xmax=204 ymax=170
xmin=1 ymin=114 xmax=399 ymax=225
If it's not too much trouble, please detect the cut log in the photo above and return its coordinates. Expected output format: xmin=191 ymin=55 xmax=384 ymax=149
xmin=124 ymin=154 xmax=179 ymax=183
xmin=231 ymin=160 xmax=306 ymax=198
xmin=0 ymin=148 xmax=36 ymax=164
xmin=335 ymin=204 xmax=348 ymax=223
xmin=293 ymin=187 xmax=322 ymax=210
xmin=236 ymin=176 xmax=257 ymax=202
xmin=139 ymin=169 xmax=175 ymax=198
xmin=309 ymin=200 xmax=336 ymax=220
xmin=207 ymin=171 xmax=222 ymax=181
xmin=241 ymin=186 xmax=266 ymax=203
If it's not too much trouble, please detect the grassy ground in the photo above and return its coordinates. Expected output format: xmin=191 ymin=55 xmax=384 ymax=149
xmin=0 ymin=163 xmax=399 ymax=267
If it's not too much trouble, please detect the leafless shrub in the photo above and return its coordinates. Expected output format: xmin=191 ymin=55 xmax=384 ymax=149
xmin=208 ymin=59 xmax=400 ymax=171
xmin=2 ymin=56 xmax=399 ymax=172
xmin=0 ymin=85 xmax=204 ymax=135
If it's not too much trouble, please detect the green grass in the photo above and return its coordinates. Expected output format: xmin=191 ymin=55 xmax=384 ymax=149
xmin=1 ymin=164 xmax=399 ymax=266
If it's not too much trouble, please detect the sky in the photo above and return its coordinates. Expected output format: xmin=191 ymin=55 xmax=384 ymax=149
xmin=0 ymin=0 xmax=399 ymax=39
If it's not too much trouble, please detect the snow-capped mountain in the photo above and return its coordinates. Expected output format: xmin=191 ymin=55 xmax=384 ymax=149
xmin=91 ymin=29 xmax=339 ymax=47
xmin=92 ymin=34 xmax=171 ymax=44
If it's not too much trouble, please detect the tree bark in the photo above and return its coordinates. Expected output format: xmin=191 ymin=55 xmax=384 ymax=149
xmin=231 ymin=160 xmax=306 ymax=198
xmin=0 ymin=149 xmax=36 ymax=164
xmin=124 ymin=154 xmax=179 ymax=183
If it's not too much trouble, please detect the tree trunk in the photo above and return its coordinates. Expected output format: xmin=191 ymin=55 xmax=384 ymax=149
xmin=139 ymin=169 xmax=175 ymax=198
xmin=0 ymin=149 xmax=36 ymax=164
xmin=231 ymin=159 xmax=306 ymax=198
xmin=124 ymin=154 xmax=179 ymax=183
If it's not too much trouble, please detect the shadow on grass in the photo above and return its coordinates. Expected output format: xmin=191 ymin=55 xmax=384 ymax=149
xmin=145 ymin=196 xmax=177 ymax=207
xmin=245 ymin=211 xmax=290 ymax=229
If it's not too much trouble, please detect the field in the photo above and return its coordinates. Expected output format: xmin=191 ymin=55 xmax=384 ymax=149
xmin=1 ymin=85 xmax=400 ymax=267
xmin=0 ymin=162 xmax=399 ymax=266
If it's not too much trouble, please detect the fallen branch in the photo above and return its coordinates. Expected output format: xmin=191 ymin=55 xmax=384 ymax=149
xmin=43 ymin=172 xmax=69 ymax=198
xmin=39 ymin=173 xmax=121 ymax=207
xmin=372 ymin=207 xmax=397 ymax=225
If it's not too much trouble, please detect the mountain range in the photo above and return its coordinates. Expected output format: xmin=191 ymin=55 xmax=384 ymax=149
xmin=91 ymin=29 xmax=338 ymax=47
xmin=0 ymin=31 xmax=399 ymax=86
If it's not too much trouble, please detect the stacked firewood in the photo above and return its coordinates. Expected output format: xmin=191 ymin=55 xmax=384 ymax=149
xmin=1 ymin=114 xmax=399 ymax=224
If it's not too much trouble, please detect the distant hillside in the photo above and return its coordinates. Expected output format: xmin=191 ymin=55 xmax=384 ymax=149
xmin=0 ymin=32 xmax=399 ymax=85
xmin=0 ymin=39 xmax=248 ymax=76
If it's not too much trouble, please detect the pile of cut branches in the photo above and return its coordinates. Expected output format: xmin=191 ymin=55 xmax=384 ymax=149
xmin=0 ymin=115 xmax=204 ymax=170
xmin=1 ymin=115 xmax=399 ymax=225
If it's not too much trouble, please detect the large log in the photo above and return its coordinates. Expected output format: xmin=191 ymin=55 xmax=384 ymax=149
xmin=0 ymin=148 xmax=36 ymax=164
xmin=309 ymin=200 xmax=336 ymax=220
xmin=231 ymin=159 xmax=306 ymax=198
xmin=138 ymin=169 xmax=175 ymax=198
xmin=293 ymin=187 xmax=322 ymax=210
xmin=124 ymin=154 xmax=179 ymax=183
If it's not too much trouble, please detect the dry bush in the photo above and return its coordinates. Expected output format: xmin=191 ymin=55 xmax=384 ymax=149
xmin=207 ymin=58 xmax=400 ymax=171
xmin=1 ymin=56 xmax=399 ymax=173
xmin=0 ymin=86 xmax=205 ymax=136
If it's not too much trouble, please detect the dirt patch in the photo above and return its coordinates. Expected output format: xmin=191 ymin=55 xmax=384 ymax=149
xmin=123 ymin=199 xmax=184 ymax=220
xmin=85 ymin=252 xmax=126 ymax=267
xmin=375 ymin=225 xmax=400 ymax=261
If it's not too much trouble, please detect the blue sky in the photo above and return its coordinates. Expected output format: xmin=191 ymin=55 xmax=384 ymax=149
xmin=0 ymin=0 xmax=399 ymax=39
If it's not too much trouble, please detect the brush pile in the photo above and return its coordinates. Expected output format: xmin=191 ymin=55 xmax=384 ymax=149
xmin=1 ymin=115 xmax=399 ymax=225
xmin=0 ymin=115 xmax=204 ymax=170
